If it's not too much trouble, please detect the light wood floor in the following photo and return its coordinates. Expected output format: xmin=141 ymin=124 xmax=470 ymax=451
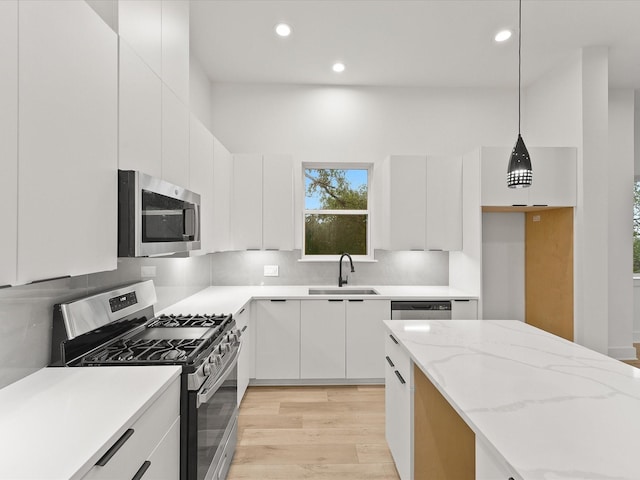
xmin=227 ymin=385 xmax=400 ymax=480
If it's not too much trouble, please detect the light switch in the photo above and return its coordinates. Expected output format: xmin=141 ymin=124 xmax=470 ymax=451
xmin=264 ymin=265 xmax=279 ymax=277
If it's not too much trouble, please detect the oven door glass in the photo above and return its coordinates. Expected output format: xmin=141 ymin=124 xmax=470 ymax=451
xmin=196 ymin=359 xmax=238 ymax=480
xmin=141 ymin=190 xmax=197 ymax=242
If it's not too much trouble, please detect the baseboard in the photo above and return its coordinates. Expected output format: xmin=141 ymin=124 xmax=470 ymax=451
xmin=608 ymin=345 xmax=638 ymax=361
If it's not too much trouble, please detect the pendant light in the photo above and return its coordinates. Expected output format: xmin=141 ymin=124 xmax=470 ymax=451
xmin=507 ymin=0 xmax=532 ymax=188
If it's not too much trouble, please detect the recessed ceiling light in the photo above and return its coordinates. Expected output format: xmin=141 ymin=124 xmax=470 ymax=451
xmin=332 ymin=62 xmax=345 ymax=73
xmin=275 ymin=23 xmax=291 ymax=37
xmin=495 ymin=30 xmax=512 ymax=42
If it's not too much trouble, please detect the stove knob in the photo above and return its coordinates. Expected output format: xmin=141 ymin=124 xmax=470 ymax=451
xmin=203 ymin=363 xmax=212 ymax=376
xmin=214 ymin=354 xmax=223 ymax=366
xmin=221 ymin=343 xmax=231 ymax=354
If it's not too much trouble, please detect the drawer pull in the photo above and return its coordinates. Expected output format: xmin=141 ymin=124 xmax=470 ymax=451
xmin=241 ymin=325 xmax=248 ymax=332
xmin=239 ymin=308 xmax=245 ymax=315
xmin=131 ymin=461 xmax=151 ymax=480
xmin=385 ymin=356 xmax=395 ymax=367
xmin=389 ymin=334 xmax=398 ymax=344
xmin=95 ymin=428 xmax=134 ymax=466
xmin=394 ymin=370 xmax=406 ymax=385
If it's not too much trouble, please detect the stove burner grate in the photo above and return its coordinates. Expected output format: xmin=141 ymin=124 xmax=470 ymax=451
xmin=147 ymin=313 xmax=229 ymax=328
xmin=82 ymin=338 xmax=205 ymax=364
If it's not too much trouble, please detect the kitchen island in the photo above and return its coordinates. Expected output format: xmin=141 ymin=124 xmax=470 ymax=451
xmin=385 ymin=319 xmax=640 ymax=480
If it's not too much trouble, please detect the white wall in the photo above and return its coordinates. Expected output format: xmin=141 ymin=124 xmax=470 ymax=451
xmin=481 ymin=212 xmax=525 ymax=321
xmin=210 ymin=83 xmax=518 ymax=250
xmin=609 ymin=89 xmax=636 ymax=359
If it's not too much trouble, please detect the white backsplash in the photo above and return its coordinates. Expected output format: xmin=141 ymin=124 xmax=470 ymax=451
xmin=210 ymin=249 xmax=448 ymax=286
xmin=0 ymin=255 xmax=210 ymax=389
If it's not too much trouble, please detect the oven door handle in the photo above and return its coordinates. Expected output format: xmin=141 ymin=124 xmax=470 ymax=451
xmin=197 ymin=343 xmax=241 ymax=408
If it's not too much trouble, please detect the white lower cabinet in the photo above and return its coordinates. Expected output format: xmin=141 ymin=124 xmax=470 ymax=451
xmin=83 ymin=377 xmax=180 ymax=479
xmin=476 ymin=437 xmax=517 ymax=480
xmin=346 ymin=299 xmax=390 ymax=379
xmin=255 ymin=300 xmax=300 ymax=380
xmin=236 ymin=302 xmax=253 ymax=403
xmin=385 ymin=331 xmax=413 ymax=480
xmin=451 ymin=299 xmax=479 ymax=319
xmin=300 ymin=300 xmax=346 ymax=379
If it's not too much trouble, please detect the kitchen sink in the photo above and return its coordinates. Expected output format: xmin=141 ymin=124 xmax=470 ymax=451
xmin=308 ymin=288 xmax=379 ymax=295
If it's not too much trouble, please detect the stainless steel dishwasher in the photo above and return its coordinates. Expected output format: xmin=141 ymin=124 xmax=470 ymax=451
xmin=390 ymin=300 xmax=452 ymax=320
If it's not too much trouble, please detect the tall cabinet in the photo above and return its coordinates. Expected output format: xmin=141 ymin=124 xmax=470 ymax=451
xmin=17 ymin=1 xmax=118 ymax=284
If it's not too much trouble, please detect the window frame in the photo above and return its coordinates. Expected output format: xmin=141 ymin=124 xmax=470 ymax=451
xmin=301 ymin=162 xmax=373 ymax=261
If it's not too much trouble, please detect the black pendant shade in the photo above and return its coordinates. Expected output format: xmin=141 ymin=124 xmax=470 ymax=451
xmin=507 ymin=134 xmax=532 ymax=188
xmin=507 ymin=0 xmax=532 ymax=189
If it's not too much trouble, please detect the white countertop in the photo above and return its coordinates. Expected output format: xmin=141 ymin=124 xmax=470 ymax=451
xmin=385 ymin=319 xmax=640 ymax=480
xmin=0 ymin=366 xmax=181 ymax=480
xmin=159 ymin=285 xmax=477 ymax=316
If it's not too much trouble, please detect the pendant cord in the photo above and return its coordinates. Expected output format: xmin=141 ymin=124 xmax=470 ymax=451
xmin=518 ymin=0 xmax=522 ymax=135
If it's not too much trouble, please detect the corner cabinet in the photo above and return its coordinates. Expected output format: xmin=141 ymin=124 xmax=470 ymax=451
xmin=481 ymin=146 xmax=577 ymax=207
xmin=451 ymin=299 xmax=479 ymax=320
xmin=255 ymin=300 xmax=301 ymax=380
xmin=17 ymin=1 xmax=118 ymax=284
xmin=231 ymin=154 xmax=294 ymax=251
xmin=387 ymin=155 xmax=463 ymax=251
xmin=0 ymin=0 xmax=17 ymax=287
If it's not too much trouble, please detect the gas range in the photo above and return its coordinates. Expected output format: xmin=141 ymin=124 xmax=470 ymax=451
xmin=50 ymin=281 xmax=241 ymax=480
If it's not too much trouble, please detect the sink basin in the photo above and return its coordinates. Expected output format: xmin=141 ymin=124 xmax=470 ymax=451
xmin=308 ymin=288 xmax=379 ymax=295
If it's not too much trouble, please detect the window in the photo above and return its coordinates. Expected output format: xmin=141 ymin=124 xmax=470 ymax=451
xmin=303 ymin=165 xmax=371 ymax=259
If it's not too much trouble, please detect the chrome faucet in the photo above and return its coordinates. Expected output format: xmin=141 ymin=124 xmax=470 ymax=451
xmin=338 ymin=253 xmax=355 ymax=287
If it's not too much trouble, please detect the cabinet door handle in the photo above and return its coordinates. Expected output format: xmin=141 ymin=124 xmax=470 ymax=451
xmin=239 ymin=308 xmax=245 ymax=315
xmin=328 ymin=299 xmax=344 ymax=302
xmin=389 ymin=334 xmax=398 ymax=344
xmin=95 ymin=428 xmax=134 ymax=466
xmin=270 ymin=299 xmax=286 ymax=302
xmin=385 ymin=356 xmax=395 ymax=367
xmin=348 ymin=299 xmax=364 ymax=302
xmin=453 ymin=299 xmax=470 ymax=302
xmin=131 ymin=461 xmax=151 ymax=480
xmin=241 ymin=325 xmax=248 ymax=332
xmin=394 ymin=370 xmax=406 ymax=385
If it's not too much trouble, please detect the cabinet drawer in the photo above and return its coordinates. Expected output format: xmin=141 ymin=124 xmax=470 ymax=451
xmin=84 ymin=377 xmax=180 ymax=479
xmin=385 ymin=332 xmax=411 ymax=381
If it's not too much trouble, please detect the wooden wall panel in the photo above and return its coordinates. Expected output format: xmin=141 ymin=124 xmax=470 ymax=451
xmin=525 ymin=208 xmax=574 ymax=340
xmin=413 ymin=364 xmax=475 ymax=480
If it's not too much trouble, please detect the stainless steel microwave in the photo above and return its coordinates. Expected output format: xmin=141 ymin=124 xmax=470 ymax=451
xmin=118 ymin=170 xmax=201 ymax=257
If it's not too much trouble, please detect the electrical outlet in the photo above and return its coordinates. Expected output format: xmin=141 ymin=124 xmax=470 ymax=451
xmin=141 ymin=266 xmax=157 ymax=278
xmin=533 ymin=215 xmax=541 ymax=222
xmin=264 ymin=265 xmax=279 ymax=277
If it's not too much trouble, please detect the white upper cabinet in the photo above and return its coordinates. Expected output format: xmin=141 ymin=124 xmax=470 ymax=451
xmin=118 ymin=41 xmax=162 ymax=178
xmin=161 ymin=1 xmax=189 ymax=104
xmin=212 ymin=137 xmax=233 ymax=252
xmin=232 ymin=154 xmax=263 ymax=250
xmin=263 ymin=154 xmax=294 ymax=250
xmin=426 ymin=156 xmax=463 ymax=250
xmin=231 ymin=154 xmax=294 ymax=251
xmin=18 ymin=1 xmax=118 ymax=283
xmin=481 ymin=146 xmax=577 ymax=207
xmin=0 ymin=0 xmax=17 ymax=286
xmin=161 ymin=85 xmax=190 ymax=187
xmin=189 ymin=115 xmax=214 ymax=253
xmin=389 ymin=155 xmax=427 ymax=250
xmin=388 ymin=155 xmax=463 ymax=251
xmin=118 ymin=0 xmax=162 ymax=76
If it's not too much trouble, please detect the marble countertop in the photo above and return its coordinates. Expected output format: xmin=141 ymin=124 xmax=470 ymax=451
xmin=159 ymin=285 xmax=477 ymax=316
xmin=384 ymin=319 xmax=640 ymax=480
xmin=0 ymin=366 xmax=181 ymax=480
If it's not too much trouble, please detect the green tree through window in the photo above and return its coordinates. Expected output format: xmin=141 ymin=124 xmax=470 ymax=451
xmin=304 ymin=167 xmax=370 ymax=256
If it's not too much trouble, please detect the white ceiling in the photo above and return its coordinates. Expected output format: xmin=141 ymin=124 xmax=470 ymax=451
xmin=190 ymin=0 xmax=640 ymax=91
